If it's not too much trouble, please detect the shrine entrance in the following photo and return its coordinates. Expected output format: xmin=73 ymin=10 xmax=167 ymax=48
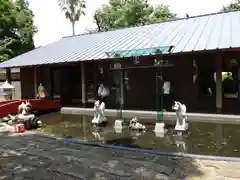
xmin=123 ymin=67 xmax=156 ymax=110
xmin=51 ymin=65 xmax=82 ymax=106
xmin=108 ymin=45 xmax=174 ymax=121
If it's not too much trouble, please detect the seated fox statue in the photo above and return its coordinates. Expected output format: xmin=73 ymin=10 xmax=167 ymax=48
xmin=5 ymin=101 xmax=42 ymax=130
xmin=172 ymin=101 xmax=188 ymax=131
xmin=128 ymin=117 xmax=146 ymax=131
xmin=92 ymin=100 xmax=107 ymax=124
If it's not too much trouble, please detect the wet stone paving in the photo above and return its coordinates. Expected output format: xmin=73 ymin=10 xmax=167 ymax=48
xmin=0 ymin=132 xmax=240 ymax=180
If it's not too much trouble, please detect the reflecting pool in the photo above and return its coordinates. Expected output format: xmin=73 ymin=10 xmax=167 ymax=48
xmin=37 ymin=113 xmax=240 ymax=157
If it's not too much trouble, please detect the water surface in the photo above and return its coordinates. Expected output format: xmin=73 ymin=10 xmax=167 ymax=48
xmin=37 ymin=113 xmax=240 ymax=157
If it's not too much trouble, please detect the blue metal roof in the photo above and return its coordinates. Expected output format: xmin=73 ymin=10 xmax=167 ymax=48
xmin=1 ymin=11 xmax=240 ymax=68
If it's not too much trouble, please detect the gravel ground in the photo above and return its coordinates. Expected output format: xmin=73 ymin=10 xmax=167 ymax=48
xmin=0 ymin=132 xmax=239 ymax=180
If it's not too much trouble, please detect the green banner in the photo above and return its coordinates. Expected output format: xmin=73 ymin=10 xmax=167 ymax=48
xmin=106 ymin=46 xmax=172 ymax=58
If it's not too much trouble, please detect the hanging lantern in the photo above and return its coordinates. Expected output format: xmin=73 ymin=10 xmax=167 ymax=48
xmin=193 ymin=56 xmax=198 ymax=84
xmin=113 ymin=62 xmax=121 ymax=69
xmin=124 ymin=71 xmax=130 ymax=90
xmin=133 ymin=56 xmax=139 ymax=64
xmin=154 ymin=58 xmax=161 ymax=67
xmin=230 ymin=59 xmax=237 ymax=66
xmin=99 ymin=65 xmax=104 ymax=74
xmin=124 ymin=71 xmax=128 ymax=80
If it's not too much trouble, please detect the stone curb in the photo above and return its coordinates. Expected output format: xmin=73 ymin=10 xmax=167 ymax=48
xmin=34 ymin=133 xmax=240 ymax=162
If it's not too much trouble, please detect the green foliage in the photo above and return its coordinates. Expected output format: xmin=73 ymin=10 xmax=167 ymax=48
xmin=93 ymin=0 xmax=176 ymax=32
xmin=0 ymin=0 xmax=37 ymax=62
xmin=221 ymin=0 xmax=240 ymax=12
xmin=150 ymin=5 xmax=176 ymax=22
xmin=58 ymin=0 xmax=86 ymax=35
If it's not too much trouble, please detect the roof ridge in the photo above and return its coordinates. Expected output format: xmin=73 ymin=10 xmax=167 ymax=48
xmin=62 ymin=10 xmax=240 ymax=39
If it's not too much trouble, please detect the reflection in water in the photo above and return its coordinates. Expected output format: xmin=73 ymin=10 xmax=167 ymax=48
xmin=114 ymin=126 xmax=123 ymax=134
xmin=38 ymin=113 xmax=240 ymax=157
xmin=83 ymin=116 xmax=87 ymax=141
xmin=174 ymin=134 xmax=187 ymax=152
xmin=215 ymin=124 xmax=223 ymax=153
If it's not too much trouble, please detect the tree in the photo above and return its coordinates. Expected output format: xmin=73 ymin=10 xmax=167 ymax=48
xmin=221 ymin=0 xmax=240 ymax=12
xmin=58 ymin=0 xmax=86 ymax=35
xmin=0 ymin=0 xmax=37 ymax=61
xmin=93 ymin=0 xmax=176 ymax=32
xmin=150 ymin=5 xmax=176 ymax=22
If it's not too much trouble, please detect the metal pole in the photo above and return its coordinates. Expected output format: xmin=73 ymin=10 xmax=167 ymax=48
xmin=116 ymin=70 xmax=122 ymax=119
xmin=156 ymin=61 xmax=163 ymax=122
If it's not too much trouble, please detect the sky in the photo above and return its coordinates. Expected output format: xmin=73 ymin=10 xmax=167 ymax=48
xmin=29 ymin=0 xmax=233 ymax=47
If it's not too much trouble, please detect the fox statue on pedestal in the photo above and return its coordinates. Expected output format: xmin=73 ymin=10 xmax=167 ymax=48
xmin=172 ymin=101 xmax=188 ymax=131
xmin=92 ymin=100 xmax=107 ymax=124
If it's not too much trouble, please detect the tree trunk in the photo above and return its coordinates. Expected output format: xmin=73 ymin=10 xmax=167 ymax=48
xmin=94 ymin=14 xmax=101 ymax=32
xmin=72 ymin=21 xmax=75 ymax=36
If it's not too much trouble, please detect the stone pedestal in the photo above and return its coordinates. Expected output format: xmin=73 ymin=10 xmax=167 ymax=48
xmin=154 ymin=122 xmax=165 ymax=137
xmin=154 ymin=131 xmax=165 ymax=138
xmin=114 ymin=126 xmax=123 ymax=133
xmin=114 ymin=119 xmax=123 ymax=131
xmin=0 ymin=81 xmax=15 ymax=100
xmin=92 ymin=117 xmax=107 ymax=124
xmin=0 ymin=93 xmax=11 ymax=101
xmin=92 ymin=101 xmax=107 ymax=124
xmin=174 ymin=122 xmax=189 ymax=132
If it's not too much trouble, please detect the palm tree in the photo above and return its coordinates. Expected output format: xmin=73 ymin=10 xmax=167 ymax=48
xmin=58 ymin=0 xmax=86 ymax=36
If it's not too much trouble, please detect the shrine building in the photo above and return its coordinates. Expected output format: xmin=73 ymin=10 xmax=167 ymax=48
xmin=1 ymin=11 xmax=240 ymax=114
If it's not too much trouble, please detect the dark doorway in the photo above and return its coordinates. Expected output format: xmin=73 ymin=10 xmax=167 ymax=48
xmin=124 ymin=68 xmax=156 ymax=110
xmin=51 ymin=69 xmax=61 ymax=103
xmin=51 ymin=65 xmax=82 ymax=106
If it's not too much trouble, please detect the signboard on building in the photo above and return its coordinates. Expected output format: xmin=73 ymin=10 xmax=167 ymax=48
xmin=153 ymin=58 xmax=174 ymax=67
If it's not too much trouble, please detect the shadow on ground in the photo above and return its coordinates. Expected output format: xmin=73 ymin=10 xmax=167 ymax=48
xmin=0 ymin=133 xmax=204 ymax=180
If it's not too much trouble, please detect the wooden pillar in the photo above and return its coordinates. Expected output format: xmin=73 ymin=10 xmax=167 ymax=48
xmin=81 ymin=62 xmax=86 ymax=106
xmin=6 ymin=68 xmax=11 ymax=83
xmin=93 ymin=63 xmax=97 ymax=100
xmin=192 ymin=57 xmax=199 ymax=109
xmin=216 ymin=53 xmax=222 ymax=113
xmin=6 ymin=68 xmax=12 ymax=99
xmin=34 ymin=67 xmax=38 ymax=98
